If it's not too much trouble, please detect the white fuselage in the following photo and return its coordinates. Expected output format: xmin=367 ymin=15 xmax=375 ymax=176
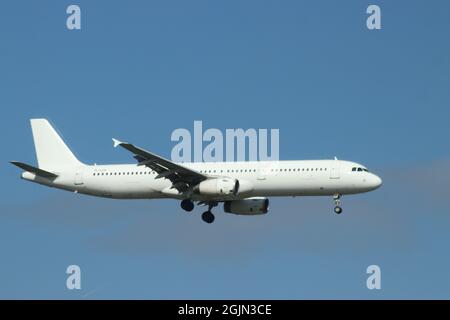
xmin=22 ymin=159 xmax=382 ymax=201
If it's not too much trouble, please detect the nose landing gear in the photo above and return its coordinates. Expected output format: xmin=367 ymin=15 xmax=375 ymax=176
xmin=333 ymin=194 xmax=343 ymax=214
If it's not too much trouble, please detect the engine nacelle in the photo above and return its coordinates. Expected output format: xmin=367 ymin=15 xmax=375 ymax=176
xmin=224 ymin=197 xmax=269 ymax=215
xmin=196 ymin=178 xmax=238 ymax=196
xmin=235 ymin=179 xmax=253 ymax=195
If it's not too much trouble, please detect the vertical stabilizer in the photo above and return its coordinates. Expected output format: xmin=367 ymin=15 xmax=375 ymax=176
xmin=30 ymin=119 xmax=83 ymax=170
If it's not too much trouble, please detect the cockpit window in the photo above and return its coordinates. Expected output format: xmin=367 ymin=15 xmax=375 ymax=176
xmin=352 ymin=167 xmax=369 ymax=172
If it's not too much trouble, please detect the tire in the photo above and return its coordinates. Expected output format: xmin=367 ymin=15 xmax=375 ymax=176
xmin=334 ymin=206 xmax=343 ymax=214
xmin=181 ymin=199 xmax=194 ymax=212
xmin=201 ymin=211 xmax=215 ymax=224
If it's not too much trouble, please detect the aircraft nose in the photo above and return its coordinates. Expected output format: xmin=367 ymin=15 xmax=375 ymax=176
xmin=370 ymin=174 xmax=383 ymax=189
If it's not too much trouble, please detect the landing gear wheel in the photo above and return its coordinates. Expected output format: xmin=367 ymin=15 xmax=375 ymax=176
xmin=181 ymin=199 xmax=194 ymax=212
xmin=334 ymin=206 xmax=343 ymax=214
xmin=201 ymin=211 xmax=215 ymax=224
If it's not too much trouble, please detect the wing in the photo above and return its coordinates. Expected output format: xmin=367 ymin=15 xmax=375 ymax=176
xmin=112 ymin=139 xmax=207 ymax=192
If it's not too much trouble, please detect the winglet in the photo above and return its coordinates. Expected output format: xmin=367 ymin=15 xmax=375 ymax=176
xmin=112 ymin=138 xmax=122 ymax=148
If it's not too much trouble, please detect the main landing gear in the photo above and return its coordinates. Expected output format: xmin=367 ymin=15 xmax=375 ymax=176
xmin=180 ymin=199 xmax=194 ymax=212
xmin=180 ymin=200 xmax=217 ymax=224
xmin=201 ymin=211 xmax=215 ymax=224
xmin=333 ymin=194 xmax=343 ymax=214
xmin=201 ymin=202 xmax=218 ymax=224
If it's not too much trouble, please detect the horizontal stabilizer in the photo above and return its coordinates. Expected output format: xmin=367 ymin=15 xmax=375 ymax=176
xmin=10 ymin=161 xmax=58 ymax=178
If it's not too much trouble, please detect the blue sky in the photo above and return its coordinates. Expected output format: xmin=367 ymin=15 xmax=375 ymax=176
xmin=1 ymin=0 xmax=450 ymax=298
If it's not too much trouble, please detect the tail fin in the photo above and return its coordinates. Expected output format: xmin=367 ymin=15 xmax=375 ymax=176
xmin=30 ymin=119 xmax=83 ymax=170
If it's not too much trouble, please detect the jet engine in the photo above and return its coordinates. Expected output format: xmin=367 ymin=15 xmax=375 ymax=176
xmin=195 ymin=178 xmax=239 ymax=196
xmin=224 ymin=197 xmax=269 ymax=215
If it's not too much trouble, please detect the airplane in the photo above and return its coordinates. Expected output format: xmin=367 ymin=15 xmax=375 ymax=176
xmin=11 ymin=119 xmax=382 ymax=224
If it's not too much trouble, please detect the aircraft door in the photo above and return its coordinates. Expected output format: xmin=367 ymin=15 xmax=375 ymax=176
xmin=74 ymin=170 xmax=84 ymax=185
xmin=329 ymin=166 xmax=340 ymax=179
xmin=257 ymin=162 xmax=279 ymax=181
xmin=257 ymin=167 xmax=268 ymax=180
